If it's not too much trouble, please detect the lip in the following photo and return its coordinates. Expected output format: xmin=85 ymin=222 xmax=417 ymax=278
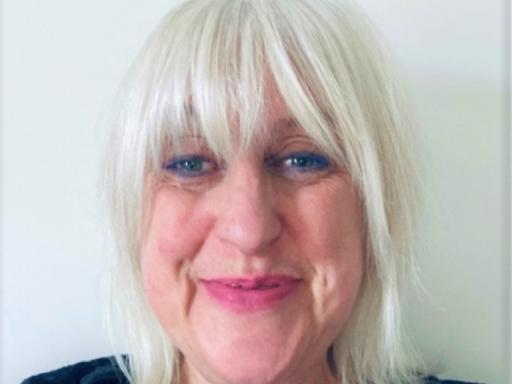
xmin=200 ymin=275 xmax=301 ymax=313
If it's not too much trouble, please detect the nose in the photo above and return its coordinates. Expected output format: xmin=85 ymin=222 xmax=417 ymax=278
xmin=211 ymin=160 xmax=282 ymax=255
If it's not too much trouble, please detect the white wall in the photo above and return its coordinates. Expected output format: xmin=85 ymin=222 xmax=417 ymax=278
xmin=356 ymin=2 xmax=509 ymax=383
xmin=2 ymin=1 xmax=509 ymax=383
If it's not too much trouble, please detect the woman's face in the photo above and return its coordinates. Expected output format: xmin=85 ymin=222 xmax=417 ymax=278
xmin=141 ymin=90 xmax=364 ymax=384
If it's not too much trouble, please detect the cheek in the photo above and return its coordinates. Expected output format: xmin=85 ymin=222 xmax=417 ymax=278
xmin=293 ymin=181 xmax=364 ymax=324
xmin=144 ymin=189 xmax=213 ymax=264
xmin=140 ymin=189 xmax=212 ymax=322
xmin=294 ymin=181 xmax=364 ymax=266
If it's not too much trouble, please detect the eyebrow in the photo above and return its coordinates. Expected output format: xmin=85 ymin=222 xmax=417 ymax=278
xmin=184 ymin=104 xmax=195 ymax=116
xmin=275 ymin=117 xmax=298 ymax=126
xmin=272 ymin=117 xmax=302 ymax=135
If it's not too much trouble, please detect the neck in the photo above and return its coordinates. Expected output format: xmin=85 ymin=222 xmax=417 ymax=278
xmin=180 ymin=356 xmax=338 ymax=384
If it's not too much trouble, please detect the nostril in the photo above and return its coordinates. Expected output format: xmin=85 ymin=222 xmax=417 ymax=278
xmin=214 ymin=210 xmax=282 ymax=255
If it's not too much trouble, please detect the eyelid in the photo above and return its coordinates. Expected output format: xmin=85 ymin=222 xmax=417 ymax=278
xmin=163 ymin=154 xmax=220 ymax=177
xmin=161 ymin=148 xmax=334 ymax=187
xmin=264 ymin=151 xmax=333 ymax=182
xmin=265 ymin=151 xmax=330 ymax=167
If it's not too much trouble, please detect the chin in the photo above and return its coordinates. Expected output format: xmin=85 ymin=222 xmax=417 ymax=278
xmin=200 ymin=350 xmax=292 ymax=384
xmin=190 ymin=315 xmax=313 ymax=382
xmin=186 ymin=325 xmax=304 ymax=384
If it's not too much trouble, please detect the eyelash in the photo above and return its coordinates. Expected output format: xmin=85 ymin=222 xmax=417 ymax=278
xmin=163 ymin=152 xmax=332 ymax=180
xmin=265 ymin=152 xmax=331 ymax=175
xmin=164 ymin=155 xmax=219 ymax=178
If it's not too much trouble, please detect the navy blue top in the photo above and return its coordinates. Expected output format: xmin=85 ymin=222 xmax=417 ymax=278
xmin=21 ymin=357 xmax=128 ymax=384
xmin=21 ymin=356 xmax=479 ymax=384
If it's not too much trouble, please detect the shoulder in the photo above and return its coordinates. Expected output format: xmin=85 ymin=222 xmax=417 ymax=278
xmin=422 ymin=375 xmax=483 ymax=384
xmin=21 ymin=356 xmax=128 ymax=384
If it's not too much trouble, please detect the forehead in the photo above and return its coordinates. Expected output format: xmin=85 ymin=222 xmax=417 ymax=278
xmin=262 ymin=79 xmax=290 ymax=121
xmin=180 ymin=84 xmax=305 ymax=144
xmin=156 ymin=73 xmax=342 ymax=165
xmin=174 ymin=112 xmax=307 ymax=150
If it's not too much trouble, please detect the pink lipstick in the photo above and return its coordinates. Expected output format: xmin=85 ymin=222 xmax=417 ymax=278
xmin=201 ymin=275 xmax=300 ymax=312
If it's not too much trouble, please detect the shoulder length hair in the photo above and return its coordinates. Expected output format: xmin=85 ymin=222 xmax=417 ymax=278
xmin=104 ymin=0 xmax=422 ymax=383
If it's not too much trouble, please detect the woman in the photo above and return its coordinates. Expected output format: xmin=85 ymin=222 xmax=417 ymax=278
xmin=23 ymin=0 xmax=476 ymax=383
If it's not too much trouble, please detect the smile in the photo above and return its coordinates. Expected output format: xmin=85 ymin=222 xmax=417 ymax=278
xmin=200 ymin=275 xmax=301 ymax=313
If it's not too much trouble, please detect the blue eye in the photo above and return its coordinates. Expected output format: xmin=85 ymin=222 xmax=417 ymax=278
xmin=164 ymin=155 xmax=217 ymax=177
xmin=283 ymin=152 xmax=330 ymax=170
xmin=265 ymin=151 xmax=331 ymax=179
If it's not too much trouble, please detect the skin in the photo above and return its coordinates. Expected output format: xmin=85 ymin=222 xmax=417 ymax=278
xmin=141 ymin=90 xmax=365 ymax=384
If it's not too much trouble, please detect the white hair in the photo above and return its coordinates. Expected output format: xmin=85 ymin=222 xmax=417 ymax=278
xmin=104 ymin=0 xmax=423 ymax=383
